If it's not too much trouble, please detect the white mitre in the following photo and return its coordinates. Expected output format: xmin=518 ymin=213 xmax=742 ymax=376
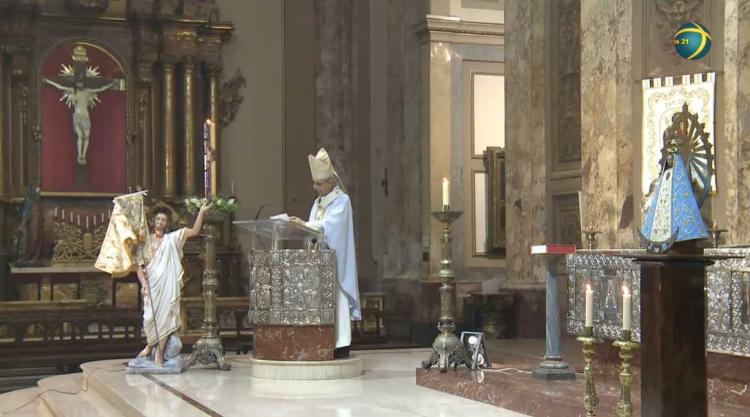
xmin=308 ymin=148 xmax=335 ymax=181
xmin=308 ymin=147 xmax=347 ymax=193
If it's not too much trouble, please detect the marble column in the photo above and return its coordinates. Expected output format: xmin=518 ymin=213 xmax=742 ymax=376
xmin=721 ymin=1 xmax=750 ymax=243
xmin=207 ymin=64 xmax=221 ymax=195
xmin=182 ymin=58 xmax=197 ymax=196
xmin=381 ymin=0 xmax=428 ymax=281
xmin=162 ymin=57 xmax=177 ymax=198
xmin=314 ymin=0 xmax=356 ymax=195
xmin=504 ymin=1 xmax=550 ymax=281
xmin=580 ymin=0 xmax=635 ymax=249
xmin=0 ymin=48 xmax=5 ymax=198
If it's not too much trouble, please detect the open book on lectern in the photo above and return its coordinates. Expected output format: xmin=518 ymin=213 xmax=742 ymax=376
xmin=270 ymin=213 xmax=321 ymax=236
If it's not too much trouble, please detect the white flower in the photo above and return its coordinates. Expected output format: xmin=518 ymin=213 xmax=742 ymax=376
xmin=228 ymin=198 xmax=236 ymax=205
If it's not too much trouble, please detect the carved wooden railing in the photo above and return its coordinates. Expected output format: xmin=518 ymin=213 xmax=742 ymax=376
xmin=0 ymin=300 xmax=143 ymax=368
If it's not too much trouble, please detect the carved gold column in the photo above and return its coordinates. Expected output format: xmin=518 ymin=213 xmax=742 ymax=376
xmin=162 ymin=56 xmax=177 ymax=198
xmin=137 ymin=61 xmax=153 ymax=190
xmin=9 ymin=45 xmax=31 ymax=196
xmin=206 ymin=64 xmax=221 ymax=194
xmin=182 ymin=58 xmax=197 ymax=196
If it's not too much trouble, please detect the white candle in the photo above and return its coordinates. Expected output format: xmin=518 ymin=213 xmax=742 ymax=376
xmin=77 ymin=215 xmax=80 ymax=226
xmin=55 ymin=207 xmax=58 ymax=217
xmin=101 ymin=212 xmax=104 ymax=222
xmin=62 ymin=209 xmax=65 ymax=219
xmin=442 ymin=177 xmax=450 ymax=207
xmin=578 ymin=190 xmax=585 ymax=230
xmin=622 ymin=286 xmax=632 ymax=331
xmin=231 ymin=181 xmax=235 ymax=195
xmin=86 ymin=217 xmax=89 ymax=229
xmin=585 ymin=284 xmax=594 ymax=328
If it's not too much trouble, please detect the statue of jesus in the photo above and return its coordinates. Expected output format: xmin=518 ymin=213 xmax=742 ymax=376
xmin=43 ymin=78 xmax=115 ymax=166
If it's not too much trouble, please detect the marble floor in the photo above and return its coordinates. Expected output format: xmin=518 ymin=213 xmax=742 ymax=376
xmin=0 ymin=349 xmax=530 ymax=417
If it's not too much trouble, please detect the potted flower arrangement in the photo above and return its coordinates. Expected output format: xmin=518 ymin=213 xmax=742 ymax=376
xmin=184 ymin=195 xmax=239 ymax=215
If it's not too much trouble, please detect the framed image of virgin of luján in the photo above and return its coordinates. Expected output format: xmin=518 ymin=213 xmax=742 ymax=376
xmin=40 ymin=41 xmax=127 ymax=194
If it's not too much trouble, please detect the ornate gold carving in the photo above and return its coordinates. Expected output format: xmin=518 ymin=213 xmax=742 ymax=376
xmin=183 ymin=58 xmax=197 ymax=195
xmin=165 ymin=31 xmax=198 ymax=43
xmin=162 ymin=59 xmax=177 ymax=198
xmin=220 ymin=68 xmax=245 ymax=128
xmin=52 ymin=220 xmax=107 ymax=263
xmin=138 ymin=87 xmax=152 ymax=189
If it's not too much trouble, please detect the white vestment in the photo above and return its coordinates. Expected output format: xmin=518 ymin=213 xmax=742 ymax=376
xmin=307 ymin=186 xmax=361 ymax=348
xmin=142 ymin=228 xmax=187 ymax=346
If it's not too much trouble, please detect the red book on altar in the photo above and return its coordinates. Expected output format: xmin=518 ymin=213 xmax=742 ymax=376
xmin=530 ymin=244 xmax=577 ymax=255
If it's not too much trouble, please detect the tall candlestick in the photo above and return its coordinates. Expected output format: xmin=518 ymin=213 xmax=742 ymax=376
xmin=622 ymin=286 xmax=632 ymax=331
xmin=585 ymin=284 xmax=594 ymax=328
xmin=442 ymin=177 xmax=450 ymax=207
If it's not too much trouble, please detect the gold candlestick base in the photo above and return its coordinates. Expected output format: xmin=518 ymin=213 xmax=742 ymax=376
xmin=612 ymin=330 xmax=639 ymax=417
xmin=582 ymin=229 xmax=601 ymax=250
xmin=577 ymin=327 xmax=601 ymax=417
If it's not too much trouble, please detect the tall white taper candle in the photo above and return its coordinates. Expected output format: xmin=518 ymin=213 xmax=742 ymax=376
xmin=585 ymin=283 xmax=594 ymax=328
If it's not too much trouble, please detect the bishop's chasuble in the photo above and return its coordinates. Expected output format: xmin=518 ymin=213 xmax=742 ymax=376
xmin=307 ymin=186 xmax=361 ymax=348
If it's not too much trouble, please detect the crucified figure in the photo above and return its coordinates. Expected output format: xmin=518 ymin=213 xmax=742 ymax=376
xmin=44 ymin=78 xmax=115 ymax=166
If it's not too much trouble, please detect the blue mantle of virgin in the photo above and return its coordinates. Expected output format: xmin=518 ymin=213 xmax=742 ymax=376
xmin=641 ymin=153 xmax=708 ymax=244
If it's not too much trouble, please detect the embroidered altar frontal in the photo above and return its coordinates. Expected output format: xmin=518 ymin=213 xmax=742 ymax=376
xmin=566 ymin=248 xmax=750 ymax=356
xmin=249 ymin=249 xmax=336 ymax=326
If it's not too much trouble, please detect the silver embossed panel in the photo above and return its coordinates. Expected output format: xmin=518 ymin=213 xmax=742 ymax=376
xmin=567 ymin=248 xmax=750 ymax=356
xmin=248 ymin=249 xmax=336 ymax=326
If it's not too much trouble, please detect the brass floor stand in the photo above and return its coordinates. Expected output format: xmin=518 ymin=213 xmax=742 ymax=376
xmin=421 ymin=208 xmax=465 ymax=373
xmin=185 ymin=212 xmax=231 ymax=371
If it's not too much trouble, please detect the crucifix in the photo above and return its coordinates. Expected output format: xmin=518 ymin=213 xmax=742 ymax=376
xmin=43 ymin=44 xmax=124 ymax=172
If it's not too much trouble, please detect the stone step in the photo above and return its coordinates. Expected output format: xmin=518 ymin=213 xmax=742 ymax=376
xmin=0 ymin=367 xmax=63 ymax=394
xmin=82 ymin=360 xmax=208 ymax=417
xmin=37 ymin=373 xmax=125 ymax=417
xmin=0 ymin=387 xmax=52 ymax=417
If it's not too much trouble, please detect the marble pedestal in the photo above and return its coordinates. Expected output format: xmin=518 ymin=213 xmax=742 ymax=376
xmin=248 ymin=355 xmax=362 ymax=380
xmin=254 ymin=325 xmax=334 ymax=361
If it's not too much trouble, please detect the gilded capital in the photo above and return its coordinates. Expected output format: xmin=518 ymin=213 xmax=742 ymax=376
xmin=162 ymin=54 xmax=179 ymax=66
xmin=205 ymin=63 xmax=223 ymax=77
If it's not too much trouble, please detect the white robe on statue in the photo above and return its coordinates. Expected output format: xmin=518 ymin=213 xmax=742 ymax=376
xmin=142 ymin=228 xmax=187 ymax=346
xmin=307 ymin=186 xmax=361 ymax=348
